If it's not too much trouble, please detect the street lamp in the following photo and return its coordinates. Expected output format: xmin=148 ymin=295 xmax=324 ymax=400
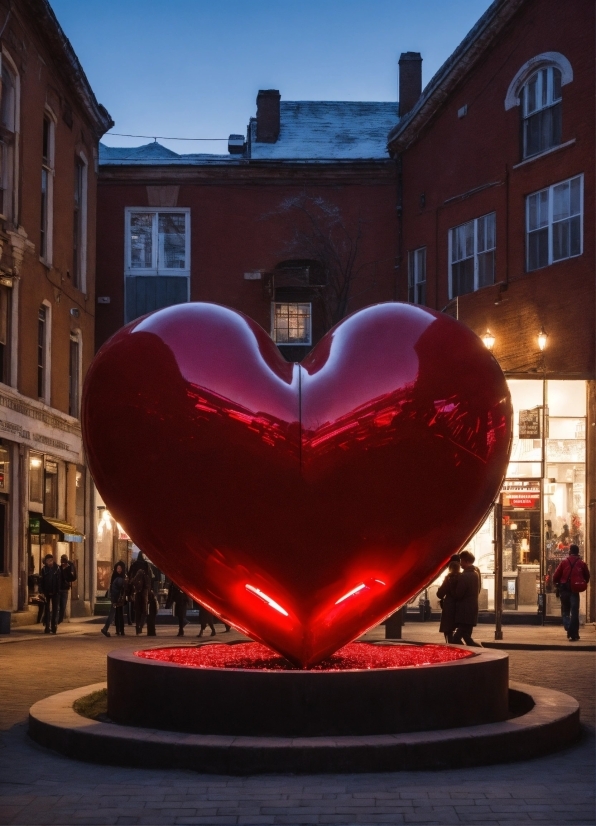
xmin=538 ymin=327 xmax=548 ymax=352
xmin=482 ymin=329 xmax=496 ymax=351
xmin=538 ymin=326 xmax=548 ymax=625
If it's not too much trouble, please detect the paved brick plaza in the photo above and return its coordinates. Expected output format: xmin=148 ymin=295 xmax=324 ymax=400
xmin=0 ymin=621 xmax=594 ymax=826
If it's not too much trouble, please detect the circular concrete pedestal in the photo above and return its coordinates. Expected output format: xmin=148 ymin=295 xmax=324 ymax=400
xmin=107 ymin=642 xmax=509 ymax=736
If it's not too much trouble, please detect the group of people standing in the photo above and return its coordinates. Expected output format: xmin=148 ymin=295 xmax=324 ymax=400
xmin=101 ymin=552 xmax=160 ymax=638
xmin=37 ymin=553 xmax=77 ymax=634
xmin=437 ymin=549 xmax=482 ymax=646
xmin=101 ymin=553 xmax=231 ymax=638
xmin=438 ymin=545 xmax=590 ymax=645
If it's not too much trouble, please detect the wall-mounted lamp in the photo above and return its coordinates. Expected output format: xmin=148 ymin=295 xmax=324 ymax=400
xmin=482 ymin=329 xmax=495 ymax=351
xmin=537 ymin=327 xmax=548 ymax=352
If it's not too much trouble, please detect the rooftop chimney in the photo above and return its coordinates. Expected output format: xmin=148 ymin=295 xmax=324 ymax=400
xmin=398 ymin=52 xmax=422 ymax=118
xmin=256 ymin=89 xmax=281 ymax=143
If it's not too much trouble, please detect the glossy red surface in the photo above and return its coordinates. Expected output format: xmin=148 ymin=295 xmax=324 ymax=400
xmin=136 ymin=642 xmax=474 ymax=671
xmin=83 ymin=302 xmax=512 ymax=667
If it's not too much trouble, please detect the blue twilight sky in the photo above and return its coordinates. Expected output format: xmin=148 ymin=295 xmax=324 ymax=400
xmin=51 ymin=0 xmax=493 ymax=155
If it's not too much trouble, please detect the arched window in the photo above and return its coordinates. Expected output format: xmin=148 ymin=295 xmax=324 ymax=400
xmin=522 ymin=66 xmax=561 ymax=158
xmin=504 ymin=52 xmax=572 ymax=161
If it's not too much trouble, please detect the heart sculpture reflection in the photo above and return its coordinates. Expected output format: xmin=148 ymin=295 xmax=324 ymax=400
xmin=83 ymin=303 xmax=512 ymax=667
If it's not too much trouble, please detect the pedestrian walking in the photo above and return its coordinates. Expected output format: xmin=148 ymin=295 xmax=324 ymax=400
xmin=437 ymin=558 xmax=461 ymax=643
xmin=146 ymin=587 xmax=158 ymax=636
xmin=553 ymin=544 xmax=590 ymax=641
xmin=101 ymin=561 xmax=127 ymax=638
xmin=166 ymin=581 xmax=191 ymax=636
xmin=39 ymin=554 xmax=61 ymax=634
xmin=197 ymin=604 xmax=216 ymax=637
xmin=58 ymin=554 xmax=77 ymax=624
xmin=451 ymin=549 xmax=482 ymax=646
xmin=130 ymin=562 xmax=151 ymax=635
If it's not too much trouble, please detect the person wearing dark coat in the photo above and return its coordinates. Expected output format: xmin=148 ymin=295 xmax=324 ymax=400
xmin=452 ymin=549 xmax=482 ymax=646
xmin=166 ymin=581 xmax=191 ymax=636
xmin=129 ymin=557 xmax=151 ymax=635
xmin=146 ymin=586 xmax=158 ymax=636
xmin=58 ymin=554 xmax=77 ymax=624
xmin=197 ymin=604 xmax=216 ymax=637
xmin=437 ymin=559 xmax=461 ymax=643
xmin=101 ymin=561 xmax=127 ymax=637
xmin=39 ymin=554 xmax=61 ymax=634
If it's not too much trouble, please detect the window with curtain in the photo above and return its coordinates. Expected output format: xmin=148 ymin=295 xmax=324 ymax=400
xmin=449 ymin=213 xmax=495 ymax=298
xmin=526 ymin=175 xmax=583 ymax=271
xmin=522 ymin=66 xmax=562 ymax=159
xmin=126 ymin=209 xmax=190 ymax=274
xmin=272 ymin=303 xmax=312 ymax=345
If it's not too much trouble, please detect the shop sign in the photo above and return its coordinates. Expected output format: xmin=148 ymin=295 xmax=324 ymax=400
xmin=501 ymin=480 xmax=541 ymax=510
xmin=519 ymin=408 xmax=541 ymax=438
xmin=506 ymin=494 xmax=539 ymax=509
xmin=29 ymin=515 xmax=41 ymax=535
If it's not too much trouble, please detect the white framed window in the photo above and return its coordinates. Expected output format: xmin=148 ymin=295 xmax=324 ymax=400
xmin=40 ymin=111 xmax=55 ymax=264
xmin=0 ymin=50 xmax=18 ymax=222
xmin=271 ymin=302 xmax=312 ymax=345
xmin=526 ymin=175 xmax=583 ymax=272
xmin=68 ymin=330 xmax=81 ymax=418
xmin=124 ymin=208 xmax=190 ymax=275
xmin=408 ymin=247 xmax=426 ymax=305
xmin=449 ymin=212 xmax=495 ymax=298
xmin=72 ymin=153 xmax=88 ymax=292
xmin=522 ymin=66 xmax=562 ymax=159
xmin=37 ymin=301 xmax=51 ymax=404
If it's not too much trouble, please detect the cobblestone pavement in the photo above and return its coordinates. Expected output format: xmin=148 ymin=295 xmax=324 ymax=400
xmin=0 ymin=623 xmax=594 ymax=826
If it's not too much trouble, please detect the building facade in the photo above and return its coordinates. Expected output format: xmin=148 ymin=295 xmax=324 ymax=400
xmin=388 ymin=0 xmax=595 ymax=621
xmin=94 ymin=93 xmax=403 ymax=593
xmin=0 ymin=0 xmax=112 ymax=619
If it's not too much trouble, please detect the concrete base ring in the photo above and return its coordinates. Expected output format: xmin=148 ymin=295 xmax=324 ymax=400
xmin=29 ymin=680 xmax=580 ymax=774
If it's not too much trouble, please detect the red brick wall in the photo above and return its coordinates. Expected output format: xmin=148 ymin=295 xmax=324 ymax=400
xmin=96 ymin=168 xmax=398 ymax=349
xmin=4 ymin=5 xmax=100 ymax=410
xmin=397 ymin=0 xmax=594 ymax=377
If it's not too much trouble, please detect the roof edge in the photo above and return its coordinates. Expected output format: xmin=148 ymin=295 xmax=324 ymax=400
xmin=387 ymin=0 xmax=525 ymax=152
xmin=18 ymin=0 xmax=114 ymax=136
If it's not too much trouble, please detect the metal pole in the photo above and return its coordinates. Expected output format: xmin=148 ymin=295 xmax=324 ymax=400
xmin=539 ymin=372 xmax=548 ymax=625
xmin=494 ymin=500 xmax=503 ymax=640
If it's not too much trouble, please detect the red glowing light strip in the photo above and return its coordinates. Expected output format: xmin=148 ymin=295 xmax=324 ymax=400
xmin=245 ymin=584 xmax=289 ymax=616
xmin=335 ymin=583 xmax=366 ymax=604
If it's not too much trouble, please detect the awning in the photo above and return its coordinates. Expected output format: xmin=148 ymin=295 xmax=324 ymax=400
xmin=41 ymin=517 xmax=85 ymax=542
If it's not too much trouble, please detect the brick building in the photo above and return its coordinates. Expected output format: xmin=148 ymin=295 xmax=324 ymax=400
xmin=0 ymin=0 xmax=112 ymax=620
xmin=388 ymin=0 xmax=595 ymax=621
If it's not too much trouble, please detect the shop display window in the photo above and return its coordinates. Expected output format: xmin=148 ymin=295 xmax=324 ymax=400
xmin=29 ymin=453 xmax=43 ymax=503
xmin=422 ymin=379 xmax=586 ymax=619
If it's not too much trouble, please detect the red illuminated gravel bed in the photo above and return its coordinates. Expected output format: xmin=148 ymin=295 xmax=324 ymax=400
xmin=136 ymin=641 xmax=474 ymax=671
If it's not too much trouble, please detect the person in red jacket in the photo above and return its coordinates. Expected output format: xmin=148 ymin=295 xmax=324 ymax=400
xmin=553 ymin=544 xmax=590 ymax=641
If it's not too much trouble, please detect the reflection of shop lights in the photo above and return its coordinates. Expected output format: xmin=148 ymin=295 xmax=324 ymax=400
xmin=245 ymin=584 xmax=288 ymax=616
xmin=510 ymin=523 xmax=517 ymax=531
xmin=30 ymin=458 xmax=42 ymax=468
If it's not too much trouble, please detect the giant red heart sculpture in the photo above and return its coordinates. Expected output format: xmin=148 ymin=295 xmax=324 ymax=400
xmin=83 ymin=303 xmax=511 ymax=667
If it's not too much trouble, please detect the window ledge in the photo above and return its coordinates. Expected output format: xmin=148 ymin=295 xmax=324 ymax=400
xmin=513 ymin=139 xmax=576 ymax=169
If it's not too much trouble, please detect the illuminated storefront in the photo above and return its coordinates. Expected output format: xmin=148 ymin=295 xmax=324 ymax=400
xmin=424 ymin=378 xmax=587 ymax=620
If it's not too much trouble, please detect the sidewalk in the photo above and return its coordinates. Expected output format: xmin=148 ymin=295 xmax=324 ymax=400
xmin=2 ymin=614 xmax=595 ymax=649
xmin=362 ymin=619 xmax=596 ymax=651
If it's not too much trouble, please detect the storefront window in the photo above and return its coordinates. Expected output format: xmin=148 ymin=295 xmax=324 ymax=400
xmin=422 ymin=378 xmax=586 ymax=619
xmin=0 ymin=443 xmax=10 ymax=492
xmin=43 ymin=460 xmax=58 ymax=517
xmin=29 ymin=452 xmax=43 ymax=503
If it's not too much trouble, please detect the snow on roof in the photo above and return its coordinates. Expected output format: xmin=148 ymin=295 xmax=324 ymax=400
xmin=99 ymin=100 xmax=398 ymax=166
xmin=99 ymin=142 xmax=234 ymax=165
xmin=250 ymin=101 xmax=397 ymax=160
